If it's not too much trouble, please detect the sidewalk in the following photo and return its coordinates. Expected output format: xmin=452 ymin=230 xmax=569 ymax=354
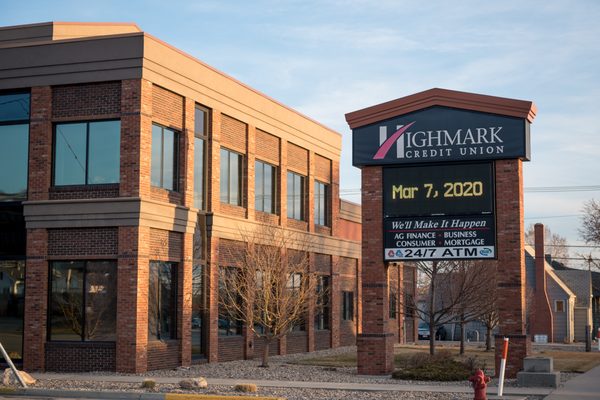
xmin=23 ymin=372 xmax=552 ymax=399
xmin=543 ymin=363 xmax=600 ymax=400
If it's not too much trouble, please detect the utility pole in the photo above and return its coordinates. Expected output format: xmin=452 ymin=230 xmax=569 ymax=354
xmin=586 ymin=254 xmax=593 ymax=352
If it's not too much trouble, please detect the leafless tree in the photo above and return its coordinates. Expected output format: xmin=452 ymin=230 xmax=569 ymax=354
xmin=580 ymin=199 xmax=600 ymax=246
xmin=404 ymin=259 xmax=491 ymax=355
xmin=473 ymin=264 xmax=499 ymax=351
xmin=218 ymin=226 xmax=318 ymax=367
xmin=525 ymin=224 xmax=570 ymax=265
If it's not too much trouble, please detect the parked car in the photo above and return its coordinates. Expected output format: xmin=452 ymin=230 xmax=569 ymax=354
xmin=418 ymin=323 xmax=447 ymax=340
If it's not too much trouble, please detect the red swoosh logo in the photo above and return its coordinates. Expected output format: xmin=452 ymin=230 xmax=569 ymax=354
xmin=373 ymin=121 xmax=416 ymax=160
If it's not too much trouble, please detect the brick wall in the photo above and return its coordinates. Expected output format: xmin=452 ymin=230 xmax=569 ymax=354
xmin=286 ymin=333 xmax=308 ymax=354
xmin=314 ymin=253 xmax=331 ymax=274
xmin=28 ymin=86 xmax=52 ymax=201
xmin=253 ymin=336 xmax=280 ymax=358
xmin=221 ymin=114 xmax=247 ymax=153
xmin=149 ymin=228 xmax=183 ymax=261
xmin=314 ymin=330 xmax=331 ymax=350
xmin=45 ymin=342 xmax=116 ymax=372
xmin=255 ymin=129 xmax=280 ymax=164
xmin=218 ymin=336 xmax=245 ymax=361
xmin=49 ymin=184 xmax=119 ymax=200
xmin=339 ymin=257 xmax=358 ymax=346
xmin=314 ymin=154 xmax=331 ymax=183
xmin=151 ymin=85 xmax=183 ymax=130
xmin=147 ymin=340 xmax=180 ymax=370
xmin=48 ymin=227 xmax=118 ymax=256
xmin=287 ymin=143 xmax=308 ymax=175
xmin=52 ymin=82 xmax=121 ymax=119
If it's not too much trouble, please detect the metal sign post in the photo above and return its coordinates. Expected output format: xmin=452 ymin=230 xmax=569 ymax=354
xmin=0 ymin=342 xmax=27 ymax=388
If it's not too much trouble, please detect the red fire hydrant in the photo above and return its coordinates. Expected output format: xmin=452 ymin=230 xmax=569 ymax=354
xmin=468 ymin=369 xmax=491 ymax=400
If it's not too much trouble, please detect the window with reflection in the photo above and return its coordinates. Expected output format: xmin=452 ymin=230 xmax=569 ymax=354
xmin=342 ymin=291 xmax=354 ymax=321
xmin=0 ymin=92 xmax=29 ymax=201
xmin=218 ymin=267 xmax=243 ymax=336
xmin=287 ymin=172 xmax=305 ymax=220
xmin=0 ymin=260 xmax=25 ymax=359
xmin=148 ymin=261 xmax=178 ymax=341
xmin=151 ymin=124 xmax=179 ymax=191
xmin=255 ymin=160 xmax=276 ymax=214
xmin=220 ymin=148 xmax=242 ymax=206
xmin=314 ymin=181 xmax=328 ymax=226
xmin=194 ymin=106 xmax=209 ymax=209
xmin=54 ymin=120 xmax=120 ymax=186
xmin=49 ymin=261 xmax=117 ymax=341
xmin=315 ymin=275 xmax=330 ymax=330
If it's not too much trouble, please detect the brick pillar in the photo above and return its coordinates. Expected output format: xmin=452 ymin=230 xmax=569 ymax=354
xmin=28 ymin=86 xmax=52 ymax=201
xmin=247 ymin=124 xmax=256 ymax=221
xmin=280 ymin=139 xmax=288 ymax=227
xmin=308 ymin=151 xmax=315 ymax=233
xmin=531 ymin=223 xmax=554 ymax=342
xmin=357 ymin=166 xmax=394 ymax=375
xmin=331 ymin=255 xmax=341 ymax=348
xmin=116 ymin=225 xmax=150 ymax=373
xmin=330 ymin=160 xmax=340 ymax=237
xmin=179 ymin=231 xmax=193 ymax=366
xmin=23 ymin=229 xmax=48 ymax=371
xmin=494 ymin=159 xmax=528 ymax=378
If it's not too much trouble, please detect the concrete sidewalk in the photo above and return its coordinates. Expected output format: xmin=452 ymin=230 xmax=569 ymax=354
xmin=543 ymin=363 xmax=600 ymax=400
xmin=26 ymin=372 xmax=552 ymax=399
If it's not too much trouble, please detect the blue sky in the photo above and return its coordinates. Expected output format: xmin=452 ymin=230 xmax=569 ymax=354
xmin=3 ymin=1 xmax=599 ymax=266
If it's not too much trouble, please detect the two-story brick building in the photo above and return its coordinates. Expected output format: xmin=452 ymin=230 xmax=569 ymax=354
xmin=0 ymin=21 xmax=416 ymax=372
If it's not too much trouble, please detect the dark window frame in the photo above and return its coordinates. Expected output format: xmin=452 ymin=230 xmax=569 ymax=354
xmin=255 ymin=159 xmax=277 ymax=214
xmin=315 ymin=275 xmax=330 ymax=330
xmin=342 ymin=291 xmax=354 ymax=321
xmin=47 ymin=260 xmax=118 ymax=342
xmin=218 ymin=266 xmax=243 ymax=336
xmin=314 ymin=180 xmax=329 ymax=226
xmin=194 ymin=105 xmax=210 ymax=210
xmin=220 ymin=148 xmax=243 ymax=206
xmin=151 ymin=123 xmax=180 ymax=191
xmin=287 ymin=171 xmax=305 ymax=221
xmin=148 ymin=261 xmax=179 ymax=341
xmin=52 ymin=119 xmax=121 ymax=187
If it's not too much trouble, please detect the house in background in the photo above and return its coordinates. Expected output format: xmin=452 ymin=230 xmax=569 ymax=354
xmin=528 ymin=223 xmax=596 ymax=343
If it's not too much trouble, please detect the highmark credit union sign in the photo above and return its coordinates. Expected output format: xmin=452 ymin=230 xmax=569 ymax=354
xmin=382 ymin=162 xmax=496 ymax=261
xmin=352 ymin=106 xmax=530 ymax=167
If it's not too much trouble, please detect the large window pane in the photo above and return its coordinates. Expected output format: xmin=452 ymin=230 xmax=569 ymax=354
xmin=88 ymin=121 xmax=120 ymax=184
xmin=54 ymin=123 xmax=87 ymax=185
xmin=0 ymin=93 xmax=29 ymax=122
xmin=255 ymin=161 xmax=275 ymax=214
xmin=314 ymin=181 xmax=328 ymax=226
xmin=287 ymin=172 xmax=304 ymax=220
xmin=0 ymin=261 xmax=25 ymax=360
xmin=194 ymin=107 xmax=206 ymax=136
xmin=220 ymin=148 xmax=242 ymax=206
xmin=85 ymin=261 xmax=117 ymax=341
xmin=151 ymin=125 xmax=162 ymax=187
xmin=193 ymin=138 xmax=204 ymax=209
xmin=220 ymin=149 xmax=229 ymax=203
xmin=149 ymin=261 xmax=177 ymax=341
xmin=50 ymin=261 xmax=85 ymax=340
xmin=255 ymin=161 xmax=264 ymax=210
xmin=163 ymin=128 xmax=175 ymax=190
xmin=0 ymin=124 xmax=29 ymax=200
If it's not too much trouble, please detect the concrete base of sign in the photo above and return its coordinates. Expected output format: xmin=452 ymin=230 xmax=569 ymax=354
xmin=516 ymin=356 xmax=560 ymax=388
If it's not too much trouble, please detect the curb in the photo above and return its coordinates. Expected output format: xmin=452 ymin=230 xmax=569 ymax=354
xmin=6 ymin=388 xmax=284 ymax=400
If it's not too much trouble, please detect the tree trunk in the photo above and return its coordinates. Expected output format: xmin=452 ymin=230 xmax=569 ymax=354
xmin=459 ymin=319 xmax=466 ymax=355
xmin=261 ymin=338 xmax=271 ymax=367
xmin=485 ymin=325 xmax=493 ymax=351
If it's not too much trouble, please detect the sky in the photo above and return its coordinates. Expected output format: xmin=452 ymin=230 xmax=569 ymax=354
xmin=2 ymin=0 xmax=599 ymax=267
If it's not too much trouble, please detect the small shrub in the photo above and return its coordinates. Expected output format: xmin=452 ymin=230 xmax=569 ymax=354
xmin=141 ymin=379 xmax=156 ymax=390
xmin=235 ymin=383 xmax=258 ymax=393
xmin=463 ymin=356 xmax=486 ymax=373
xmin=392 ymin=352 xmax=472 ymax=381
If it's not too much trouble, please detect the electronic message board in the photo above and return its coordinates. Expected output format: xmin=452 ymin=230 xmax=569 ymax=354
xmin=383 ymin=162 xmax=495 ymax=260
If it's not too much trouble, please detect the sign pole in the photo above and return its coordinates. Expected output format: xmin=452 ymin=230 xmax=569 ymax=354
xmin=497 ymin=337 xmax=509 ymax=396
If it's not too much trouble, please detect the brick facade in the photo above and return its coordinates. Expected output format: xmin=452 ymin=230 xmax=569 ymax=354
xmin=7 ymin=23 xmax=366 ymax=374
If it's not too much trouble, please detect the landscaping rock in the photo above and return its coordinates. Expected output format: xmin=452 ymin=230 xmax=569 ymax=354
xmin=2 ymin=368 xmax=36 ymax=386
xmin=179 ymin=377 xmax=208 ymax=389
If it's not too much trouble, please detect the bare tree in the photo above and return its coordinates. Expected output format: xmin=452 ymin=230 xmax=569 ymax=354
xmin=581 ymin=199 xmax=600 ymax=245
xmin=473 ymin=264 xmax=499 ymax=351
xmin=404 ymin=260 xmax=490 ymax=355
xmin=218 ymin=226 xmax=318 ymax=367
xmin=525 ymin=224 xmax=570 ymax=265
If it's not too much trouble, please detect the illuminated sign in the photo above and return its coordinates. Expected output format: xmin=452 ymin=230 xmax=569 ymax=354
xmin=383 ymin=162 xmax=494 ymax=217
xmin=352 ymin=106 xmax=529 ymax=166
xmin=384 ymin=215 xmax=495 ymax=260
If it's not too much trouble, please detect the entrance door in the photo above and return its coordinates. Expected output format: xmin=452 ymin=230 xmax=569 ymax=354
xmin=0 ymin=260 xmax=25 ymax=361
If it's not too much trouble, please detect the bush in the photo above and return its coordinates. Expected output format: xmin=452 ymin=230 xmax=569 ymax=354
xmin=141 ymin=379 xmax=156 ymax=390
xmin=392 ymin=352 xmax=472 ymax=381
xmin=235 ymin=383 xmax=258 ymax=392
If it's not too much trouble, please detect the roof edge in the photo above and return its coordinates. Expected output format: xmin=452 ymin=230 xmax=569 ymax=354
xmin=345 ymin=88 xmax=537 ymax=129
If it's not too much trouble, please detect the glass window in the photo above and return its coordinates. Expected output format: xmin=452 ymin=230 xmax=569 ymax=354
xmin=314 ymin=181 xmax=328 ymax=226
xmin=342 ymin=291 xmax=354 ymax=321
xmin=54 ymin=121 xmax=120 ymax=186
xmin=555 ymin=300 xmax=565 ymax=313
xmin=220 ymin=148 xmax=242 ymax=206
xmin=148 ymin=261 xmax=178 ymax=341
xmin=255 ymin=160 xmax=276 ymax=214
xmin=218 ymin=267 xmax=243 ymax=336
xmin=193 ymin=138 xmax=204 ymax=209
xmin=0 ymin=260 xmax=25 ymax=360
xmin=287 ymin=172 xmax=305 ymax=220
xmin=315 ymin=275 xmax=330 ymax=330
xmin=151 ymin=124 xmax=179 ymax=191
xmin=49 ymin=261 xmax=117 ymax=341
xmin=0 ymin=124 xmax=29 ymax=200
xmin=288 ymin=272 xmax=305 ymax=332
xmin=0 ymin=93 xmax=29 ymax=122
